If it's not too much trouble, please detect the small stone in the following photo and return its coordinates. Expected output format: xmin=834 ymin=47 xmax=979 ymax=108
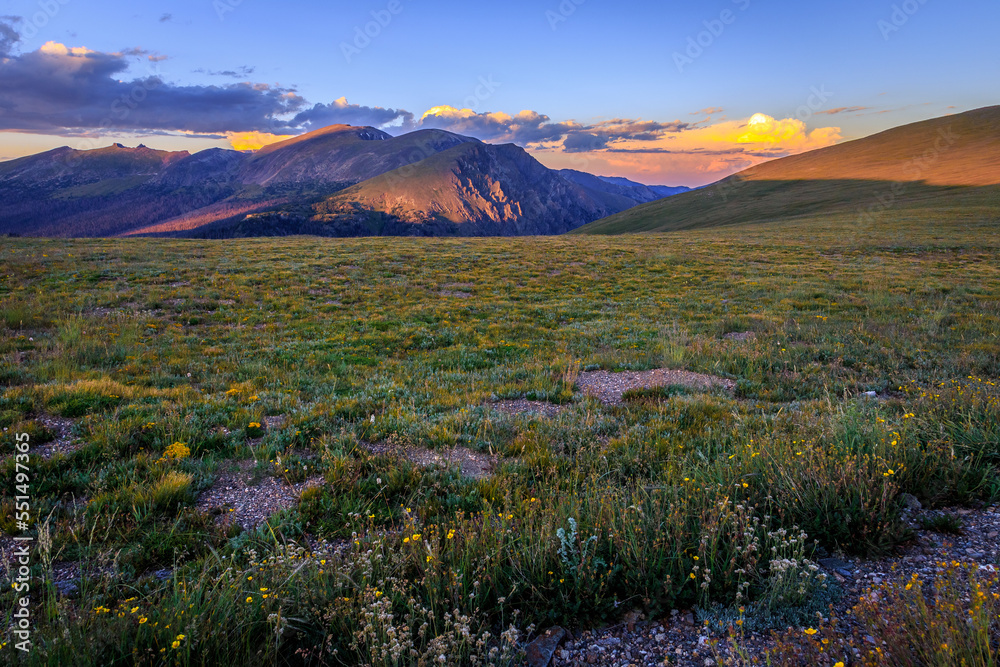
xmin=987 ymin=532 xmax=998 ymax=539
xmin=55 ymin=580 xmax=79 ymax=598
xmin=526 ymin=626 xmax=567 ymax=667
xmin=900 ymin=493 xmax=922 ymax=511
xmin=655 ymin=634 xmax=667 ymax=642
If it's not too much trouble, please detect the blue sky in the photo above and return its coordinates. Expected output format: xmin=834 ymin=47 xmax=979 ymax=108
xmin=1 ymin=0 xmax=997 ymax=185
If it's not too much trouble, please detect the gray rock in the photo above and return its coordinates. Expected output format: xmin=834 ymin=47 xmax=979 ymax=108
xmin=55 ymin=580 xmax=79 ymax=598
xmin=526 ymin=626 xmax=566 ymax=667
xmin=901 ymin=493 xmax=923 ymax=511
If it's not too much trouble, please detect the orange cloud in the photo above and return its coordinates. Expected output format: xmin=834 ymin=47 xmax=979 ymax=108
xmin=227 ymin=131 xmax=296 ymax=152
xmin=530 ymin=113 xmax=842 ymax=186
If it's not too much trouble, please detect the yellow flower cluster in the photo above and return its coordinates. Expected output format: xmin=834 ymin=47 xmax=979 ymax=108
xmin=162 ymin=442 xmax=191 ymax=460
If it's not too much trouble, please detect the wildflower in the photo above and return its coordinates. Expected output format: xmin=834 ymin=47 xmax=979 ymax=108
xmin=804 ymin=628 xmax=818 ymax=635
xmin=171 ymin=641 xmax=180 ymax=649
xmin=130 ymin=607 xmax=139 ymax=614
xmin=834 ymin=663 xmax=845 ymax=667
xmin=259 ymin=587 xmax=268 ymax=592
xmin=246 ymin=597 xmax=253 ymax=603
xmin=139 ymin=617 xmax=148 ymax=624
xmin=412 ymin=533 xmax=422 ymax=541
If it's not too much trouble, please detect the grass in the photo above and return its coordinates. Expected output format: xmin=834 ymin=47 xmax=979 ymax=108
xmin=0 ymin=216 xmax=998 ymax=664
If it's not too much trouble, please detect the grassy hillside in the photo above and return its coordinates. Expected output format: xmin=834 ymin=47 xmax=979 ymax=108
xmin=1 ymin=216 xmax=998 ymax=663
xmin=577 ymin=105 xmax=1000 ymax=235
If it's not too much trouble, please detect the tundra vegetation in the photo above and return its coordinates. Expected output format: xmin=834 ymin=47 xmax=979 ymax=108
xmin=1 ymin=214 xmax=998 ymax=665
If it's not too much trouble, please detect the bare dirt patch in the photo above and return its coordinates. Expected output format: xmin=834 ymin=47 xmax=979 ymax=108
xmin=197 ymin=460 xmax=323 ymax=531
xmin=439 ymin=290 xmax=472 ymax=299
xmin=578 ymin=369 xmax=736 ymax=406
xmin=361 ymin=442 xmax=497 ymax=480
xmin=35 ymin=415 xmax=84 ymax=459
xmin=490 ymin=399 xmax=568 ymax=419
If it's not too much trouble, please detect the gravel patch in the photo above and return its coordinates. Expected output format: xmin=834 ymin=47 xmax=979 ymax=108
xmin=35 ymin=415 xmax=84 ymax=459
xmin=490 ymin=399 xmax=568 ymax=419
xmin=196 ymin=460 xmax=323 ymax=531
xmin=361 ymin=441 xmax=498 ymax=480
xmin=577 ymin=369 xmax=736 ymax=406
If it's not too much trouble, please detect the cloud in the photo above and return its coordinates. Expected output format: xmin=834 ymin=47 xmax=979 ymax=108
xmin=0 ymin=20 xmax=841 ymax=187
xmin=291 ymin=97 xmax=414 ymax=132
xmin=194 ymin=65 xmax=256 ymax=79
xmin=417 ymin=106 xmax=580 ymax=144
xmin=0 ymin=15 xmax=19 ymax=56
xmin=0 ymin=23 xmax=307 ymax=135
xmin=691 ymin=107 xmax=724 ymax=115
xmin=227 ymin=131 xmax=296 ymax=151
xmin=159 ymin=13 xmax=173 ymax=23
xmin=814 ymin=106 xmax=869 ymax=116
xmin=530 ymin=112 xmax=842 ymax=186
xmin=415 ymin=107 xmax=689 ymax=150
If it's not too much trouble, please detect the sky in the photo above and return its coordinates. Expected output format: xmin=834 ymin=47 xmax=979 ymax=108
xmin=0 ymin=0 xmax=997 ymax=186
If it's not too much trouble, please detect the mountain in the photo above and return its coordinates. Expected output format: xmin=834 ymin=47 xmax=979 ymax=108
xmin=575 ymin=106 xmax=1000 ymax=235
xmin=1 ymin=125 xmax=677 ymax=238
xmin=0 ymin=144 xmax=237 ymax=237
xmin=236 ymin=125 xmax=479 ymax=187
xmin=305 ymin=142 xmax=620 ymax=236
xmin=557 ymin=170 xmax=690 ymax=208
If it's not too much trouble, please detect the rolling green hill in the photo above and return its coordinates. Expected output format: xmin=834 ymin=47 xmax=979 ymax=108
xmin=575 ymin=105 xmax=1000 ymax=235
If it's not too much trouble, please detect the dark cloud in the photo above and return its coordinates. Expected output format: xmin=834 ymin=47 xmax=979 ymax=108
xmin=0 ymin=20 xmax=306 ymax=134
xmin=159 ymin=13 xmax=173 ymax=23
xmin=414 ymin=110 xmax=688 ymax=151
xmin=415 ymin=109 xmax=577 ymax=145
xmin=562 ymin=132 xmax=609 ymax=152
xmin=194 ymin=65 xmax=257 ymax=79
xmin=291 ymin=97 xmax=414 ymax=132
xmin=0 ymin=16 xmax=20 ymax=56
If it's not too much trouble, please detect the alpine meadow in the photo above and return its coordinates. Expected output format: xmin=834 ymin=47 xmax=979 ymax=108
xmin=1 ymin=2 xmax=999 ymax=666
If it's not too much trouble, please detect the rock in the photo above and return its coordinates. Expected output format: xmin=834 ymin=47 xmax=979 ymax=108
xmin=153 ymin=569 xmax=173 ymax=581
xmin=526 ymin=626 xmax=567 ymax=667
xmin=862 ymin=391 xmax=878 ymax=398
xmin=55 ymin=580 xmax=79 ymax=598
xmin=988 ymin=531 xmax=999 ymax=539
xmin=624 ymin=610 xmax=643 ymax=632
xmin=900 ymin=493 xmax=922 ymax=511
xmin=599 ymin=637 xmax=621 ymax=647
xmin=723 ymin=331 xmax=756 ymax=341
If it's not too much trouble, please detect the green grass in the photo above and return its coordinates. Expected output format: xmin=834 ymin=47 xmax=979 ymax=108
xmin=0 ymin=217 xmax=998 ymax=664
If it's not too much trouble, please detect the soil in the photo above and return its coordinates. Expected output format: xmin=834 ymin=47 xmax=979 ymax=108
xmin=577 ymin=369 xmax=736 ymax=406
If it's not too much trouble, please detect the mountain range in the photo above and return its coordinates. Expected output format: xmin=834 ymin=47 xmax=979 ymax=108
xmin=0 ymin=126 xmax=689 ymax=238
